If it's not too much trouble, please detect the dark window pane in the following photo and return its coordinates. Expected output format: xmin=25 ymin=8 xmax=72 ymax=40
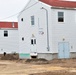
xmin=4 ymin=31 xmax=8 ymax=37
xmin=34 ymin=39 xmax=36 ymax=44
xmin=31 ymin=39 xmax=33 ymax=45
xmin=58 ymin=18 xmax=64 ymax=22
xmin=31 ymin=21 xmax=34 ymax=25
xmin=58 ymin=12 xmax=63 ymax=16
xmin=58 ymin=12 xmax=64 ymax=22
xmin=21 ymin=18 xmax=23 ymax=21
xmin=31 ymin=16 xmax=34 ymax=21
xmin=22 ymin=37 xmax=24 ymax=41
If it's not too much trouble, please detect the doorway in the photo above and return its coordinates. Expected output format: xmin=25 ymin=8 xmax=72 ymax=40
xmin=30 ymin=38 xmax=37 ymax=57
xmin=58 ymin=42 xmax=70 ymax=58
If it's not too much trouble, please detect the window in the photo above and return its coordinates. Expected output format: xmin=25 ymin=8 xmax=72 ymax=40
xmin=21 ymin=18 xmax=23 ymax=21
xmin=34 ymin=39 xmax=36 ymax=44
xmin=22 ymin=37 xmax=24 ymax=41
xmin=31 ymin=16 xmax=35 ymax=25
xmin=31 ymin=39 xmax=36 ymax=45
xmin=31 ymin=39 xmax=33 ymax=45
xmin=58 ymin=12 xmax=64 ymax=22
xmin=4 ymin=31 xmax=8 ymax=37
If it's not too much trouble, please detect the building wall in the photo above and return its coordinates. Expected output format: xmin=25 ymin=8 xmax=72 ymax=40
xmin=51 ymin=8 xmax=76 ymax=54
xmin=0 ymin=29 xmax=19 ymax=54
xmin=19 ymin=0 xmax=76 ymax=59
xmin=18 ymin=0 xmax=53 ymax=59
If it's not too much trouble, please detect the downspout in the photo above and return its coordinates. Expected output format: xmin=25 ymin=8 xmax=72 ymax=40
xmin=41 ymin=7 xmax=50 ymax=51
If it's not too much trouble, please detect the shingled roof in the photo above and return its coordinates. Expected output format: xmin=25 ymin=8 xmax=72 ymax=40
xmin=40 ymin=0 xmax=76 ymax=8
xmin=0 ymin=22 xmax=18 ymax=29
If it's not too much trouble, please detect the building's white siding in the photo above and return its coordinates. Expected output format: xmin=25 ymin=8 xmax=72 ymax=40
xmin=18 ymin=0 xmax=76 ymax=60
xmin=18 ymin=0 xmax=52 ymax=57
xmin=51 ymin=8 xmax=76 ymax=53
xmin=0 ymin=29 xmax=19 ymax=54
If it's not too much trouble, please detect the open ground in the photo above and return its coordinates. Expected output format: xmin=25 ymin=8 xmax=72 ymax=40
xmin=0 ymin=57 xmax=76 ymax=75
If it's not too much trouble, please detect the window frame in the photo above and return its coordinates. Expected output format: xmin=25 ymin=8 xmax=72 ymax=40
xmin=58 ymin=12 xmax=64 ymax=22
xmin=31 ymin=39 xmax=36 ymax=45
xmin=4 ymin=31 xmax=8 ymax=37
xmin=34 ymin=39 xmax=36 ymax=44
xmin=31 ymin=16 xmax=35 ymax=25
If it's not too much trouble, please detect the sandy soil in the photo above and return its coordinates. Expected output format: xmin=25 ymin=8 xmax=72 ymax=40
xmin=0 ymin=59 xmax=76 ymax=75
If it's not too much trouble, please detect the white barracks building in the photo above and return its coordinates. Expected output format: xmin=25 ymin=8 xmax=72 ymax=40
xmin=18 ymin=0 xmax=76 ymax=60
xmin=0 ymin=22 xmax=19 ymax=54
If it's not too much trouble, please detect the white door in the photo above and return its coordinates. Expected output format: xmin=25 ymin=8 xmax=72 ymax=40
xmin=30 ymin=38 xmax=37 ymax=56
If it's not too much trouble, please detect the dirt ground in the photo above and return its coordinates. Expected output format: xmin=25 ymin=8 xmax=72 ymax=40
xmin=0 ymin=59 xmax=76 ymax=75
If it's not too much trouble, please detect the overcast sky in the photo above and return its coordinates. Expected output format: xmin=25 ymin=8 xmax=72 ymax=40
xmin=0 ymin=0 xmax=29 ymax=22
xmin=0 ymin=0 xmax=76 ymax=22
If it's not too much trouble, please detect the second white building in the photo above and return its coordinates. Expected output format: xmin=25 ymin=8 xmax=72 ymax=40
xmin=0 ymin=22 xmax=19 ymax=54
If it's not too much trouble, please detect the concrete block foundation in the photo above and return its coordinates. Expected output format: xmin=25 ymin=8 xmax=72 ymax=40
xmin=19 ymin=52 xmax=76 ymax=60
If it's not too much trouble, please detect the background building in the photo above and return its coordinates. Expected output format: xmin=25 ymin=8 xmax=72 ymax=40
xmin=0 ymin=22 xmax=19 ymax=54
